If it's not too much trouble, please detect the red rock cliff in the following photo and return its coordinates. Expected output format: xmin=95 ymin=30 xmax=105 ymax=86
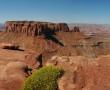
xmin=5 ymin=21 xmax=69 ymax=37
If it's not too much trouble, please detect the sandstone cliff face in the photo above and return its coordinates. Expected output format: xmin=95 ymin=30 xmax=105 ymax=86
xmin=5 ymin=21 xmax=69 ymax=37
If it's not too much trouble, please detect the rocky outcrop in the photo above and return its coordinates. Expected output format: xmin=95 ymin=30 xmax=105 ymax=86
xmin=0 ymin=43 xmax=20 ymax=50
xmin=72 ymin=26 xmax=80 ymax=32
xmin=5 ymin=21 xmax=69 ymax=37
xmin=46 ymin=55 xmax=110 ymax=90
xmin=0 ymin=61 xmax=28 ymax=90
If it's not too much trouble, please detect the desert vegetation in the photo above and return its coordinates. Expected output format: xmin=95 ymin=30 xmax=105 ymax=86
xmin=23 ymin=65 xmax=64 ymax=90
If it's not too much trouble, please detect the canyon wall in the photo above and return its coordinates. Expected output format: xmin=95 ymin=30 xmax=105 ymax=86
xmin=5 ymin=21 xmax=69 ymax=37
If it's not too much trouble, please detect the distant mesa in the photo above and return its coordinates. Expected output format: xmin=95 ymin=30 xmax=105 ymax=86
xmin=5 ymin=21 xmax=69 ymax=37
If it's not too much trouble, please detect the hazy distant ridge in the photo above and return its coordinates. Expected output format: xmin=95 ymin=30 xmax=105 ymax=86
xmin=68 ymin=23 xmax=110 ymax=34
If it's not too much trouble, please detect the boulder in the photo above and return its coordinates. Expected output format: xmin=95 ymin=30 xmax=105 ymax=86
xmin=0 ymin=61 xmax=29 ymax=90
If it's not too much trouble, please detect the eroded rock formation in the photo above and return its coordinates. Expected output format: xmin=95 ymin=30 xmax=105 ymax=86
xmin=5 ymin=21 xmax=69 ymax=37
xmin=73 ymin=26 xmax=80 ymax=32
xmin=46 ymin=55 xmax=110 ymax=90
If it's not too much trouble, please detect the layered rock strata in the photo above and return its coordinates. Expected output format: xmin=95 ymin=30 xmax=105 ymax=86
xmin=5 ymin=21 xmax=69 ymax=37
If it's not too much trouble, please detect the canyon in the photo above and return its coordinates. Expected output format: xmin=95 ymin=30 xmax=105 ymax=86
xmin=0 ymin=21 xmax=110 ymax=90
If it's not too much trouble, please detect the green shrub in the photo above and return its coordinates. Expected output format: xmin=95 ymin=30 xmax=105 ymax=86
xmin=23 ymin=65 xmax=64 ymax=90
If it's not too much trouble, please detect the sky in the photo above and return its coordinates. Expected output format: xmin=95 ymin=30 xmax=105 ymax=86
xmin=0 ymin=0 xmax=110 ymax=24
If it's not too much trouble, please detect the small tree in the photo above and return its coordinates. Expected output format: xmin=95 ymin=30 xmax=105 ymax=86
xmin=23 ymin=65 xmax=64 ymax=90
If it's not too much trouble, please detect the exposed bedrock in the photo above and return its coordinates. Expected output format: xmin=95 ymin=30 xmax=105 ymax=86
xmin=5 ymin=21 xmax=69 ymax=37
